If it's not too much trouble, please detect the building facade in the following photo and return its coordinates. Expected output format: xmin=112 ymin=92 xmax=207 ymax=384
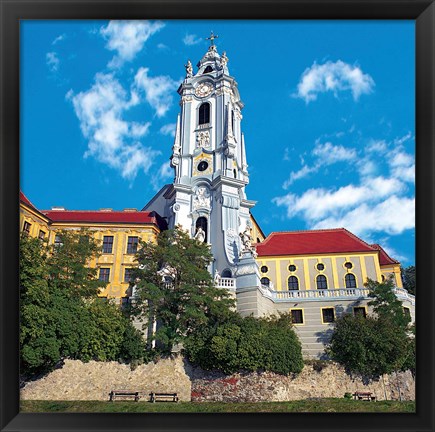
xmin=20 ymin=42 xmax=415 ymax=358
xmin=20 ymin=191 xmax=166 ymax=303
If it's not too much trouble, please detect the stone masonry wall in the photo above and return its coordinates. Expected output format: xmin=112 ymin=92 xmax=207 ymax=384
xmin=21 ymin=357 xmax=414 ymax=402
xmin=21 ymin=357 xmax=191 ymax=402
xmin=189 ymin=363 xmax=415 ymax=402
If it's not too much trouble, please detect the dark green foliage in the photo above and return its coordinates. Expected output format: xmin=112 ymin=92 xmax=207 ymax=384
xmin=367 ymin=278 xmax=411 ymax=329
xmin=401 ymin=266 xmax=415 ymax=295
xmin=326 ymin=314 xmax=409 ymax=378
xmin=326 ymin=278 xmax=414 ymax=379
xmin=48 ymin=230 xmax=104 ymax=298
xmin=184 ymin=314 xmax=304 ymax=376
xmin=20 ymin=232 xmax=146 ymax=376
xmin=132 ymin=226 xmax=236 ymax=353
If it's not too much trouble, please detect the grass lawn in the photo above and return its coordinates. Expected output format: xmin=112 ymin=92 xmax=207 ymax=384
xmin=21 ymin=399 xmax=415 ymax=413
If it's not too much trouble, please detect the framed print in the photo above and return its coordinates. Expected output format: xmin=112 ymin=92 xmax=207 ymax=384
xmin=1 ymin=1 xmax=434 ymax=431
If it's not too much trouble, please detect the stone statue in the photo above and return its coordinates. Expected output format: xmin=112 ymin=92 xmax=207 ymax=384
xmin=214 ymin=270 xmax=220 ymax=283
xmin=193 ymin=186 xmax=210 ymax=210
xmin=185 ymin=60 xmax=193 ymax=77
xmin=194 ymin=226 xmax=206 ymax=243
xmin=240 ymin=225 xmax=252 ymax=249
xmin=239 ymin=224 xmax=257 ymax=257
xmin=220 ymin=51 xmax=228 ymax=68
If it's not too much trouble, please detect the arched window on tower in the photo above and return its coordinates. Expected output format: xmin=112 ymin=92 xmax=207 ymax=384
xmin=316 ymin=274 xmax=328 ymax=290
xmin=221 ymin=269 xmax=232 ymax=278
xmin=195 ymin=217 xmax=208 ymax=243
xmin=203 ymin=65 xmax=213 ymax=74
xmin=288 ymin=276 xmax=299 ymax=290
xmin=231 ymin=110 xmax=235 ymax=133
xmin=199 ymin=103 xmax=210 ymax=125
xmin=345 ymin=273 xmax=357 ymax=288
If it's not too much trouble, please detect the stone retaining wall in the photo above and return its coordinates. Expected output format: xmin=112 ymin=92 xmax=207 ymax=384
xmin=189 ymin=363 xmax=415 ymax=402
xmin=21 ymin=357 xmax=414 ymax=402
xmin=21 ymin=357 xmax=191 ymax=402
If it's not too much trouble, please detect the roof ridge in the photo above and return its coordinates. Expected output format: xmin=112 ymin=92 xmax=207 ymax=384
xmin=42 ymin=209 xmax=151 ymax=214
xmin=339 ymin=228 xmax=377 ymax=251
xmin=259 ymin=228 xmax=348 ymax=247
xmin=370 ymin=243 xmax=400 ymax=264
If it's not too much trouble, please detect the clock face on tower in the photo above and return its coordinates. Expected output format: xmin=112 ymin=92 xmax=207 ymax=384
xmin=195 ymin=82 xmax=213 ymax=98
xmin=193 ymin=154 xmax=213 ymax=176
xmin=197 ymin=161 xmax=209 ymax=171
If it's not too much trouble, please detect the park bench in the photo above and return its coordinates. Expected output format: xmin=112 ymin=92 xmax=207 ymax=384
xmin=149 ymin=392 xmax=179 ymax=403
xmin=109 ymin=390 xmax=141 ymax=402
xmin=353 ymin=391 xmax=376 ymax=401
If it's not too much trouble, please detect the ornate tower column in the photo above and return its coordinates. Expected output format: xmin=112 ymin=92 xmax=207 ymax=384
xmin=165 ymin=36 xmax=259 ymax=294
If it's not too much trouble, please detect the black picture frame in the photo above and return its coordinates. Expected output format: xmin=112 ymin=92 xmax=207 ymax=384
xmin=1 ymin=1 xmax=434 ymax=431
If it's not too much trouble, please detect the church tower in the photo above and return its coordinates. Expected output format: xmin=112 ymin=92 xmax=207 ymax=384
xmin=164 ymin=34 xmax=259 ymax=290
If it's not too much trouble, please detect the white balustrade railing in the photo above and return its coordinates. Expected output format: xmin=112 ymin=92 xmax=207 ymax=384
xmin=393 ymin=288 xmax=416 ymax=305
xmin=258 ymin=286 xmax=415 ymax=304
xmin=215 ymin=277 xmax=236 ymax=289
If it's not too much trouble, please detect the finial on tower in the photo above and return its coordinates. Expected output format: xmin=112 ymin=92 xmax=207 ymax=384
xmin=206 ymin=31 xmax=219 ymax=47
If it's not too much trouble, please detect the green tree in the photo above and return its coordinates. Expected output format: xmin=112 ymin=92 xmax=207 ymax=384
xmin=401 ymin=265 xmax=415 ymax=295
xmin=367 ymin=277 xmax=411 ymax=329
xmin=20 ymin=235 xmax=60 ymax=372
xmin=326 ymin=314 xmax=410 ymax=378
xmin=48 ymin=230 xmax=104 ymax=298
xmin=326 ymin=278 xmax=413 ymax=380
xmin=184 ymin=314 xmax=304 ymax=376
xmin=20 ymin=231 xmax=146 ymax=376
xmin=132 ymin=226 xmax=235 ymax=353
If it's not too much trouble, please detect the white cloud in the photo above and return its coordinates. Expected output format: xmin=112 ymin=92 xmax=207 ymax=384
xmin=52 ymin=34 xmax=66 ymax=45
xmin=159 ymin=123 xmax=176 ymax=137
xmin=283 ymin=141 xmax=357 ymax=188
xmin=100 ymin=20 xmax=164 ymax=67
xmin=134 ymin=67 xmax=179 ymax=117
xmin=312 ymin=141 xmax=357 ymax=164
xmin=151 ymin=162 xmax=174 ymax=190
xmin=312 ymin=196 xmax=415 ymax=236
xmin=67 ymin=72 xmax=159 ymax=180
xmin=283 ymin=165 xmax=315 ymax=188
xmin=366 ymin=139 xmax=388 ymax=154
xmin=46 ymin=52 xmax=60 ymax=72
xmin=183 ymin=33 xmax=202 ymax=46
xmin=274 ymin=133 xmax=414 ymax=238
xmin=295 ymin=60 xmax=375 ymax=103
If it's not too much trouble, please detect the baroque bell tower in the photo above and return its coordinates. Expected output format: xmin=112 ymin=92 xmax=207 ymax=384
xmin=150 ymin=33 xmax=260 ymax=293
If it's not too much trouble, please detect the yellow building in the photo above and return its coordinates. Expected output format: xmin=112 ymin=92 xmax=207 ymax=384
xmin=20 ymin=191 xmax=166 ymax=303
xmin=255 ymin=228 xmax=403 ymax=291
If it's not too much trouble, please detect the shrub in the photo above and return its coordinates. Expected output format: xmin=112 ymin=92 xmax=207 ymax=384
xmin=185 ymin=313 xmax=303 ymax=376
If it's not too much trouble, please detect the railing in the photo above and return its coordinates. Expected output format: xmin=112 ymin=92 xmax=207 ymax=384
xmin=215 ymin=277 xmax=236 ymax=289
xmin=393 ymin=288 xmax=415 ymax=305
xmin=258 ymin=286 xmax=415 ymax=305
xmin=270 ymin=287 xmax=370 ymax=301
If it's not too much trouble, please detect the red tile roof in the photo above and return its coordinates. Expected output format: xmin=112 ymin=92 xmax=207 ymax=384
xmin=370 ymin=244 xmax=400 ymax=266
xmin=21 ymin=190 xmax=167 ymax=230
xmin=42 ymin=209 xmax=166 ymax=229
xmin=256 ymin=228 xmax=378 ymax=257
xmin=20 ymin=191 xmax=36 ymax=209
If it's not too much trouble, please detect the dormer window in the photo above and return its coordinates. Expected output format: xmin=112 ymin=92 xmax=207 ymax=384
xmin=199 ymin=103 xmax=210 ymax=125
xmin=203 ymin=65 xmax=213 ymax=74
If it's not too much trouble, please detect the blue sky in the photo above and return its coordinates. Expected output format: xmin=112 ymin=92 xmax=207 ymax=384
xmin=20 ymin=20 xmax=415 ymax=266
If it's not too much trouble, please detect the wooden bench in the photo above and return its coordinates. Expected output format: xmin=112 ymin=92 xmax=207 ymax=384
xmin=353 ymin=391 xmax=376 ymax=401
xmin=149 ymin=392 xmax=178 ymax=403
xmin=109 ymin=390 xmax=140 ymax=402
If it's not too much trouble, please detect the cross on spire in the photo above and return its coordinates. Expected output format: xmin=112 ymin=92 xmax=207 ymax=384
xmin=206 ymin=31 xmax=219 ymax=46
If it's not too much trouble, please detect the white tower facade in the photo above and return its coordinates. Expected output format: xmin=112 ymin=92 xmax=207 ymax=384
xmin=159 ymin=40 xmax=260 ymax=291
